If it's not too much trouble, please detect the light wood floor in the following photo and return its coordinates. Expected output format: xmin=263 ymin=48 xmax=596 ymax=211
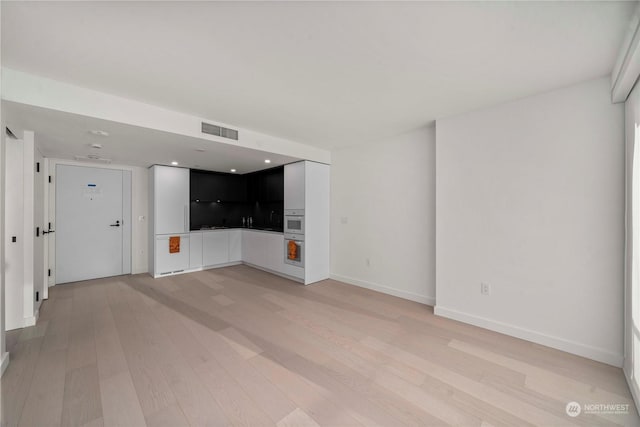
xmin=1 ymin=265 xmax=638 ymax=427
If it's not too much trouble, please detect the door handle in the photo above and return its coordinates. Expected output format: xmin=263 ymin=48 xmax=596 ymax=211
xmin=110 ymin=220 xmax=121 ymax=227
xmin=43 ymin=222 xmax=55 ymax=234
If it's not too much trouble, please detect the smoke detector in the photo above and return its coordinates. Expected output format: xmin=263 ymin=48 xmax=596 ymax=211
xmin=89 ymin=130 xmax=109 ymax=137
xmin=90 ymin=143 xmax=103 ymax=149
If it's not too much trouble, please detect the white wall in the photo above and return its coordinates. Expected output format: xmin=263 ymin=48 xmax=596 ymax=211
xmin=4 ymin=131 xmax=36 ymax=331
xmin=435 ymin=77 xmax=625 ymax=366
xmin=330 ymin=126 xmax=436 ymax=304
xmin=624 ymin=81 xmax=640 ymax=407
xmin=48 ymin=159 xmax=149 ymax=280
xmin=0 ymin=0 xmax=7 ymax=374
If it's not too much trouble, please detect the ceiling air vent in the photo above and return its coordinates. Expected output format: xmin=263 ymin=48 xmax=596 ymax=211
xmin=202 ymin=122 xmax=238 ymax=141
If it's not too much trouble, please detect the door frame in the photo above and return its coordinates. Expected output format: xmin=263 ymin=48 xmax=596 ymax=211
xmin=48 ymin=159 xmax=133 ymax=286
xmin=33 ymin=147 xmax=47 ymax=305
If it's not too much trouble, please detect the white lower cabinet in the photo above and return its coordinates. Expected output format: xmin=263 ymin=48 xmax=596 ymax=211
xmin=189 ymin=232 xmax=203 ymax=269
xmin=264 ymin=233 xmax=284 ymax=272
xmin=241 ymin=230 xmax=262 ymax=266
xmin=240 ymin=230 xmax=303 ymax=280
xmin=155 ymin=234 xmax=190 ymax=275
xmin=160 ymin=229 xmax=302 ymax=280
xmin=281 ymin=262 xmax=304 ymax=280
xmin=203 ymin=231 xmax=229 ymax=266
xmin=228 ymin=230 xmax=242 ymax=262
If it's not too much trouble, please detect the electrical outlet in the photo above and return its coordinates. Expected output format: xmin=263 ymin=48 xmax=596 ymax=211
xmin=481 ymin=283 xmax=491 ymax=295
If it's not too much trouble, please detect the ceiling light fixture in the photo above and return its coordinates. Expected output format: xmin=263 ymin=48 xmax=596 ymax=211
xmin=264 ymin=159 xmax=271 ymax=164
xmin=171 ymin=161 xmax=178 ymax=166
xmin=230 ymin=169 xmax=236 ymax=173
xmin=89 ymin=130 xmax=109 ymax=137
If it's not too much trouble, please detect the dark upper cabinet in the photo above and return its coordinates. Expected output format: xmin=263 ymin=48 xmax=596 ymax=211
xmin=191 ymin=171 xmax=222 ymax=201
xmin=247 ymin=173 xmax=259 ymax=202
xmin=264 ymin=168 xmax=284 ymax=201
xmin=190 ymin=170 xmax=247 ymax=202
xmin=247 ymin=167 xmax=284 ymax=202
xmin=190 ymin=171 xmax=206 ymax=201
xmin=224 ymin=174 xmax=247 ymax=202
xmin=191 ymin=167 xmax=281 ymax=203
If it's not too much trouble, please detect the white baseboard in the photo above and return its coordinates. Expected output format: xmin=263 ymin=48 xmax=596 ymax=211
xmin=243 ymin=262 xmax=304 ymax=284
xmin=330 ymin=273 xmax=435 ymax=306
xmin=435 ymin=305 xmax=623 ymax=367
xmin=6 ymin=307 xmax=40 ymax=331
xmin=624 ymin=365 xmax=640 ymax=415
xmin=153 ymin=261 xmax=242 ymax=278
xmin=22 ymin=306 xmax=40 ymax=328
xmin=0 ymin=352 xmax=9 ymax=377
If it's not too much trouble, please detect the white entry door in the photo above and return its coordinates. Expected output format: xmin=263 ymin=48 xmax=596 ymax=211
xmin=55 ymin=165 xmax=131 ymax=284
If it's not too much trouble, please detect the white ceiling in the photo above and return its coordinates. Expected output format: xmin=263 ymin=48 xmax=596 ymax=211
xmin=1 ymin=1 xmax=635 ymax=150
xmin=3 ymin=101 xmax=299 ymax=173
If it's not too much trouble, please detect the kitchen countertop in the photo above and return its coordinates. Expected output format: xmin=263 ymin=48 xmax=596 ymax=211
xmin=190 ymin=226 xmax=284 ymax=234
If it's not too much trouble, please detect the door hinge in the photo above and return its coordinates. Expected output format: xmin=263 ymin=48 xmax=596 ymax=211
xmin=36 ymin=226 xmax=40 ymax=237
xmin=36 ymin=162 xmax=40 ymax=173
xmin=48 ymin=269 xmax=51 ymax=277
xmin=48 ymin=175 xmax=52 ymax=183
xmin=36 ymin=291 xmax=39 ymax=302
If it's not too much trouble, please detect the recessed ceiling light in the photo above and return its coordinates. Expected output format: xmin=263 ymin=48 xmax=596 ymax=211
xmin=264 ymin=159 xmax=271 ymax=164
xmin=89 ymin=130 xmax=109 ymax=137
xmin=171 ymin=161 xmax=178 ymax=166
xmin=230 ymin=169 xmax=237 ymax=173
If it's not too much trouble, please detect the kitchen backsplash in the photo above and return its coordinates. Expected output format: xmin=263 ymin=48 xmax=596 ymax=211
xmin=190 ymin=200 xmax=283 ymax=230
